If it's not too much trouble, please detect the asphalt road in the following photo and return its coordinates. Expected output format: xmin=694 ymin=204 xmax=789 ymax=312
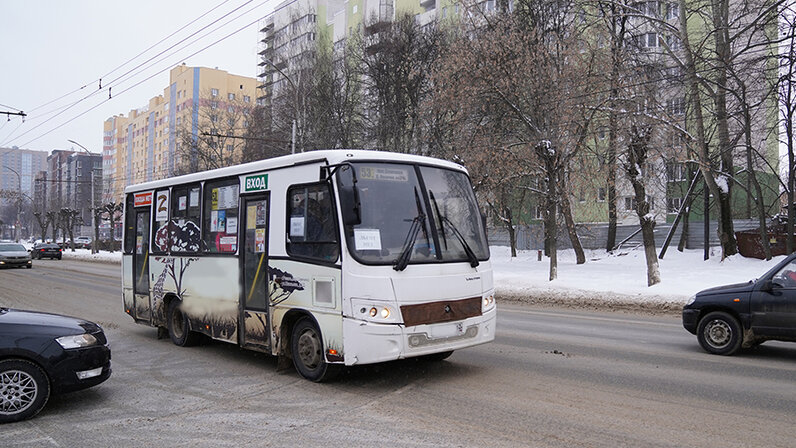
xmin=1 ymin=259 xmax=794 ymax=447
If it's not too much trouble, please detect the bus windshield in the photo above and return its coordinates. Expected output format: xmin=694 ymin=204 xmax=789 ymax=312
xmin=338 ymin=162 xmax=489 ymax=267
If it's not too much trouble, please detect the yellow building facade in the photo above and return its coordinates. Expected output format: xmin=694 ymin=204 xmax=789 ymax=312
xmin=103 ymin=65 xmax=257 ymax=203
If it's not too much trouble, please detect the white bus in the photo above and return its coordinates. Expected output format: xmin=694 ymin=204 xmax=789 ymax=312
xmin=122 ymin=150 xmax=495 ymax=381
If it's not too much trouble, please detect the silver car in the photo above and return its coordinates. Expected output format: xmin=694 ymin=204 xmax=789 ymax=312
xmin=0 ymin=243 xmax=32 ymax=269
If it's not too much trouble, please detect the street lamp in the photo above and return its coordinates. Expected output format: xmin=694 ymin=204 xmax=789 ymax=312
xmin=2 ymin=165 xmax=22 ymax=242
xmin=262 ymin=58 xmax=301 ymax=154
xmin=67 ymin=139 xmax=100 ymax=254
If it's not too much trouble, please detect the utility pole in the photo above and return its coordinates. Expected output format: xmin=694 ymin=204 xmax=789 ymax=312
xmin=67 ymin=139 xmax=100 ymax=254
xmin=1 ymin=110 xmax=26 ymax=119
xmin=2 ymin=166 xmax=22 ymax=242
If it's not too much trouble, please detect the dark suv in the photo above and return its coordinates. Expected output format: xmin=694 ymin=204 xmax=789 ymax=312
xmin=683 ymin=253 xmax=796 ymax=355
xmin=31 ymin=243 xmax=62 ymax=260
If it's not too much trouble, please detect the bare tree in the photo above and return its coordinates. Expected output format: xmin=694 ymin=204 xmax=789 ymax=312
xmin=175 ymin=90 xmax=254 ymax=174
xmin=781 ymin=5 xmax=796 ymax=253
xmin=359 ymin=13 xmax=444 ymax=154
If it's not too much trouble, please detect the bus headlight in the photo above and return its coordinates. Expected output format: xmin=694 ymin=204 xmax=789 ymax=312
xmin=482 ymin=294 xmax=496 ymax=313
xmin=351 ymin=299 xmax=402 ymax=324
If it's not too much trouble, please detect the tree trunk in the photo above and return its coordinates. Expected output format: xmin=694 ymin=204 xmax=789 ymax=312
xmin=677 ymin=208 xmax=690 ymax=252
xmin=560 ymin=174 xmax=585 ymax=264
xmin=627 ymin=128 xmax=660 ymax=286
xmin=679 ymin=0 xmax=736 ymax=259
xmin=506 ymin=207 xmax=517 ymax=258
xmin=711 ymin=0 xmax=738 ymax=258
xmin=741 ymin=89 xmax=771 ymax=260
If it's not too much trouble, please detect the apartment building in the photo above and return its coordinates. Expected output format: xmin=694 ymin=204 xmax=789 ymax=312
xmin=0 ymin=146 xmax=48 ymax=239
xmin=43 ymin=149 xmax=102 ymax=238
xmin=104 ymin=65 xmax=258 ymax=202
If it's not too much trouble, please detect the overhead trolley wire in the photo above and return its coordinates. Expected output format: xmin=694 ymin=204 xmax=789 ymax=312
xmin=3 ymin=0 xmax=261 ymax=147
xmin=15 ymin=2 xmax=274 ymax=149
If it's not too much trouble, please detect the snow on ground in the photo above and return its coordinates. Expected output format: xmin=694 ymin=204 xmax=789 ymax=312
xmin=43 ymin=244 xmax=787 ymax=311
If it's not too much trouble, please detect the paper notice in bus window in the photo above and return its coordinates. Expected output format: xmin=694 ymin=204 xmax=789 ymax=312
xmin=354 ymin=229 xmax=382 ymax=251
xmin=189 ymin=189 xmax=199 ymax=207
xmin=218 ymin=185 xmax=239 ymax=209
xmin=358 ymin=167 xmax=408 ymax=182
xmin=290 ymin=217 xmax=305 ymax=237
xmin=226 ymin=217 xmax=237 ymax=234
xmin=255 ymin=228 xmax=265 ymax=253
xmin=219 ymin=236 xmax=237 ymax=246
xmin=155 ymin=191 xmax=169 ymax=221
xmin=136 ymin=236 xmax=143 ymax=254
xmin=210 ymin=211 xmax=218 ymax=232
xmin=178 ymin=196 xmax=187 ymax=211
xmin=218 ymin=210 xmax=226 ymax=233
xmin=256 ymin=203 xmax=266 ymax=225
xmin=246 ymin=205 xmax=257 ymax=229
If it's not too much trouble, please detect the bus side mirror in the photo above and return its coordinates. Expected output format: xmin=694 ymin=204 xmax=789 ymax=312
xmin=339 ymin=185 xmax=361 ymax=226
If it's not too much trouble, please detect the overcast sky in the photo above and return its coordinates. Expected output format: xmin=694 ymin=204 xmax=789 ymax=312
xmin=0 ymin=0 xmax=278 ymax=155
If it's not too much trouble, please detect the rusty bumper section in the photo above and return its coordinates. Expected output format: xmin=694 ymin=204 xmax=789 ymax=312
xmin=400 ymin=297 xmax=482 ymax=327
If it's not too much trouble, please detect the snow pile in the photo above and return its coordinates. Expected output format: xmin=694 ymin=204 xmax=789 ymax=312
xmin=492 ymin=245 xmax=785 ymax=310
xmin=60 ymin=248 xmax=123 ymax=264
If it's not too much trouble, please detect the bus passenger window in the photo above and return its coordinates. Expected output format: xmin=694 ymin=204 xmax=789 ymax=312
xmin=203 ymin=179 xmax=239 ymax=254
xmin=124 ymin=194 xmax=135 ymax=254
xmin=171 ymin=185 xmax=201 ymax=253
xmin=286 ymin=184 xmax=338 ymax=262
xmin=152 ymin=189 xmax=170 ymax=253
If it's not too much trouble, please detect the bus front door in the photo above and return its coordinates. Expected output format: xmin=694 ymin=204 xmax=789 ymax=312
xmin=133 ymin=209 xmax=151 ymax=322
xmin=240 ymin=194 xmax=270 ymax=350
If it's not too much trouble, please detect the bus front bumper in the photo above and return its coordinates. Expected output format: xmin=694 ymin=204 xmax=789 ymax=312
xmin=341 ymin=307 xmax=496 ymax=366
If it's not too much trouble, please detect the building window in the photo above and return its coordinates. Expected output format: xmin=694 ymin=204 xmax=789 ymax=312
xmin=211 ymin=88 xmax=219 ymax=97
xmin=597 ymin=187 xmax=606 ymax=202
xmin=228 ymin=93 xmax=235 ymax=101
xmin=625 ymin=197 xmax=636 ymax=211
xmin=666 ymin=162 xmax=687 ymax=181
xmin=667 ymin=97 xmax=685 ymax=115
xmin=667 ymin=2 xmax=679 ymax=19
xmin=210 ymin=101 xmax=218 ymax=109
xmin=639 ymin=32 xmax=659 ymax=48
xmin=667 ymin=197 xmax=683 ymax=213
xmin=243 ymin=95 xmax=251 ymax=103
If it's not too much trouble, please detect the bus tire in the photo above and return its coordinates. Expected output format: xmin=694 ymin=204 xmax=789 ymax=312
xmin=167 ymin=300 xmax=201 ymax=347
xmin=291 ymin=317 xmax=339 ymax=382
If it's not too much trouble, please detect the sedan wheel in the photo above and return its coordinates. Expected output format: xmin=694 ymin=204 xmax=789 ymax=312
xmin=697 ymin=311 xmax=742 ymax=355
xmin=0 ymin=360 xmax=50 ymax=423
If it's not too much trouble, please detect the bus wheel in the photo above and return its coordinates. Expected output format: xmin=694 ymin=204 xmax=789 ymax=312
xmin=167 ymin=300 xmax=201 ymax=347
xmin=291 ymin=317 xmax=339 ymax=382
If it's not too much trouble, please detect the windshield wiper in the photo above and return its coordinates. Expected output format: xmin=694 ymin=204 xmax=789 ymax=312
xmin=441 ymin=216 xmax=480 ymax=268
xmin=394 ymin=188 xmax=428 ymax=271
xmin=429 ymin=190 xmax=447 ymax=253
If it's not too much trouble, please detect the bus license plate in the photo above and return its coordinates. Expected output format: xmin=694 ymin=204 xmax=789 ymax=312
xmin=430 ymin=322 xmax=465 ymax=339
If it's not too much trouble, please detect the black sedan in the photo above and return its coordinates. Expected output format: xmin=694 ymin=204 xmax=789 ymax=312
xmin=0 ymin=243 xmax=32 ymax=269
xmin=683 ymin=253 xmax=796 ymax=355
xmin=0 ymin=308 xmax=111 ymax=423
xmin=31 ymin=243 xmax=62 ymax=260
